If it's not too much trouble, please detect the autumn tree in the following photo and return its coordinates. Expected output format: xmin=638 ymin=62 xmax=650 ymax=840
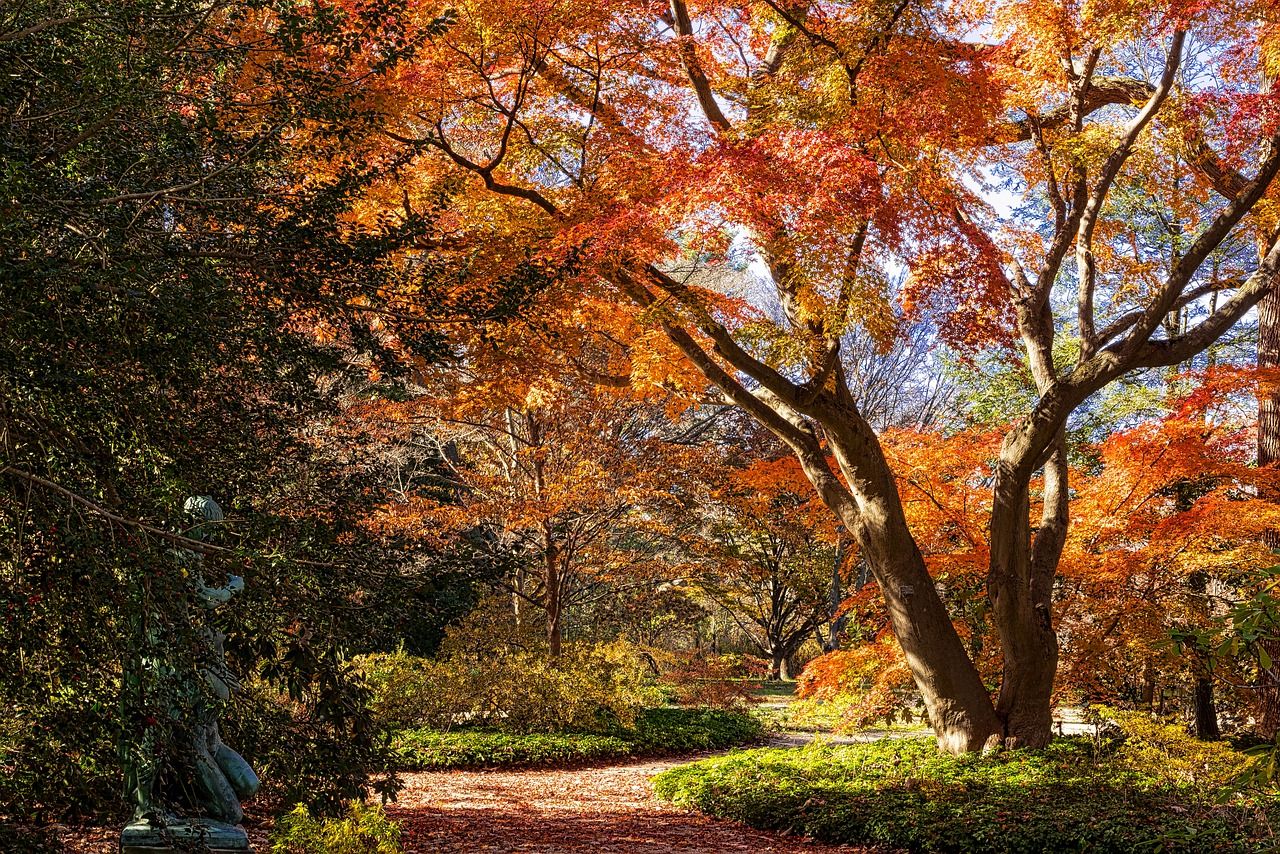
xmin=1055 ymin=370 xmax=1280 ymax=726
xmin=1178 ymin=26 xmax=1280 ymax=735
xmin=686 ymin=457 xmax=849 ymax=679
xmin=362 ymin=312 xmax=700 ymax=656
xmin=365 ymin=0 xmax=1280 ymax=752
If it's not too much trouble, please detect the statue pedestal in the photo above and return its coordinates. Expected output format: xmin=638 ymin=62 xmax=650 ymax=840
xmin=120 ymin=817 xmax=251 ymax=853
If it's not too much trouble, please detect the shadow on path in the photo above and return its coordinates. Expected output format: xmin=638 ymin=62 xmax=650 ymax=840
xmin=389 ymin=755 xmax=881 ymax=854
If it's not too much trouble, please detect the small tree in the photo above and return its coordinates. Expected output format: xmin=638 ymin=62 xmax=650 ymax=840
xmin=689 ymin=458 xmax=846 ymax=680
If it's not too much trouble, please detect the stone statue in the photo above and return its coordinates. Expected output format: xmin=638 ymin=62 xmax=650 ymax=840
xmin=121 ymin=495 xmax=259 ymax=853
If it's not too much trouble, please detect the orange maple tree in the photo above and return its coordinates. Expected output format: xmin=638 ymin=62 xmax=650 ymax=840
xmin=347 ymin=0 xmax=1280 ymax=752
xmin=1054 ymin=369 xmax=1280 ymax=714
xmin=352 ymin=284 xmax=710 ymax=656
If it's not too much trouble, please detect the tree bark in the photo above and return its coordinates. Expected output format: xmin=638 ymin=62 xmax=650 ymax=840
xmin=1140 ymin=658 xmax=1155 ymax=710
xmin=1194 ymin=677 xmax=1221 ymax=740
xmin=545 ymin=538 xmax=562 ymax=658
xmin=1254 ymin=51 xmax=1279 ymax=720
xmin=769 ymin=650 xmax=790 ymax=681
xmin=1257 ymin=281 xmax=1280 ymax=736
xmin=987 ymin=431 xmax=1067 ymax=749
xmin=817 ymin=405 xmax=1004 ymax=753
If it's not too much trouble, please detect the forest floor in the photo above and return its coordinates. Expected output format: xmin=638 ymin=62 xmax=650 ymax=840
xmin=47 ymin=682 xmax=913 ymax=854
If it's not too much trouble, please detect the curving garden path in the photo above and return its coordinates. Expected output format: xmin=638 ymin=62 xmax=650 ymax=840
xmin=386 ymin=755 xmax=874 ymax=854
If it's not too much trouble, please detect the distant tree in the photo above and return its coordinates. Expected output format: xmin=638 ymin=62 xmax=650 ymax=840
xmin=688 ymin=457 xmax=848 ymax=680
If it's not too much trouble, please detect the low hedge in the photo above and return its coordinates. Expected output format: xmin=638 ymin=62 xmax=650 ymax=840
xmin=652 ymin=737 xmax=1279 ymax=854
xmin=392 ymin=707 xmax=762 ymax=770
xmin=627 ymin=707 xmax=764 ymax=753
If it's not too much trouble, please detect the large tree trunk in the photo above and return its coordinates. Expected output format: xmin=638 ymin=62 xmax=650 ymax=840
xmin=987 ymin=432 xmax=1067 ymax=749
xmin=819 ymin=410 xmax=1005 ymax=754
xmin=649 ymin=295 xmax=1005 ymax=753
xmin=769 ymin=649 xmax=789 ymax=681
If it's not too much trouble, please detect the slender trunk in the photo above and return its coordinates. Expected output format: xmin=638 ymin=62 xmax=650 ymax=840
xmin=1194 ymin=678 xmax=1221 ymax=740
xmin=1258 ymin=645 xmax=1280 ymax=738
xmin=545 ymin=539 xmax=562 ymax=658
xmin=1140 ymin=658 xmax=1155 ymax=710
xmin=513 ymin=565 xmax=525 ymax=625
xmin=988 ymin=430 xmax=1067 ymax=749
xmin=1258 ymin=281 xmax=1280 ymax=736
xmin=822 ymin=536 xmax=849 ymax=653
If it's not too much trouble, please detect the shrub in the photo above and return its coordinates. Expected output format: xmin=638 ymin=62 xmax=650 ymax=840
xmin=628 ymin=707 xmax=765 ymax=753
xmin=349 ymin=651 xmax=462 ymax=732
xmin=355 ymin=640 xmax=663 ymax=735
xmin=1091 ymin=705 xmax=1251 ymax=788
xmin=392 ymin=707 xmax=763 ymax=770
xmin=792 ymin=638 xmax=918 ymax=731
xmin=653 ymin=737 xmax=1279 ymax=854
xmin=392 ymin=731 xmax=635 ymax=769
xmin=269 ymin=801 xmax=401 ymax=854
xmin=0 ymin=684 xmax=121 ymax=822
xmin=655 ymin=651 xmax=765 ymax=710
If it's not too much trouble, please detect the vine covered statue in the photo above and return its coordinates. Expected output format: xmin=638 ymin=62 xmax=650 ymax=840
xmin=120 ymin=495 xmax=259 ymax=853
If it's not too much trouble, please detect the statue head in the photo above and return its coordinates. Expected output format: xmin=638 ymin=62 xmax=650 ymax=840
xmin=183 ymin=495 xmax=223 ymax=543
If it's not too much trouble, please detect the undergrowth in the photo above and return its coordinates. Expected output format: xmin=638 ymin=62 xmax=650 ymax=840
xmin=653 ymin=736 xmax=1280 ymax=854
xmin=393 ymin=707 xmax=763 ymax=770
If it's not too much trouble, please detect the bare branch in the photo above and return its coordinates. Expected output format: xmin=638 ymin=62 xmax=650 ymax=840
xmin=1076 ymin=30 xmax=1185 ymax=359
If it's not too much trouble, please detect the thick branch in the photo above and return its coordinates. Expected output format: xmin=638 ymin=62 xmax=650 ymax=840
xmin=1133 ymin=235 xmax=1280 ymax=368
xmin=2 ymin=466 xmax=227 ymax=556
xmin=668 ymin=0 xmax=732 ymax=133
xmin=1004 ymin=76 xmax=1156 ymax=142
xmin=1121 ymin=133 xmax=1280 ymax=354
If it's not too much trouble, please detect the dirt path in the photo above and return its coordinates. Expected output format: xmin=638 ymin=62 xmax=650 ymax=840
xmin=388 ymin=755 xmax=874 ymax=854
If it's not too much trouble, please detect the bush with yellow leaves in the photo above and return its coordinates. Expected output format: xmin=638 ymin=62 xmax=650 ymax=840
xmin=1090 ymin=705 xmax=1251 ymax=788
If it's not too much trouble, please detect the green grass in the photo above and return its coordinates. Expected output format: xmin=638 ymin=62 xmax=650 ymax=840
xmin=751 ymin=682 xmax=798 ymax=700
xmin=653 ymin=737 xmax=1280 ymax=854
xmin=392 ymin=707 xmax=763 ymax=770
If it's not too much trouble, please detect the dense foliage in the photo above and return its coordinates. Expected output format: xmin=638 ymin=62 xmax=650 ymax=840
xmin=0 ymin=0 xmax=516 ymax=823
xmin=270 ymin=801 xmax=403 ymax=854
xmin=356 ymin=642 xmax=662 ymax=735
